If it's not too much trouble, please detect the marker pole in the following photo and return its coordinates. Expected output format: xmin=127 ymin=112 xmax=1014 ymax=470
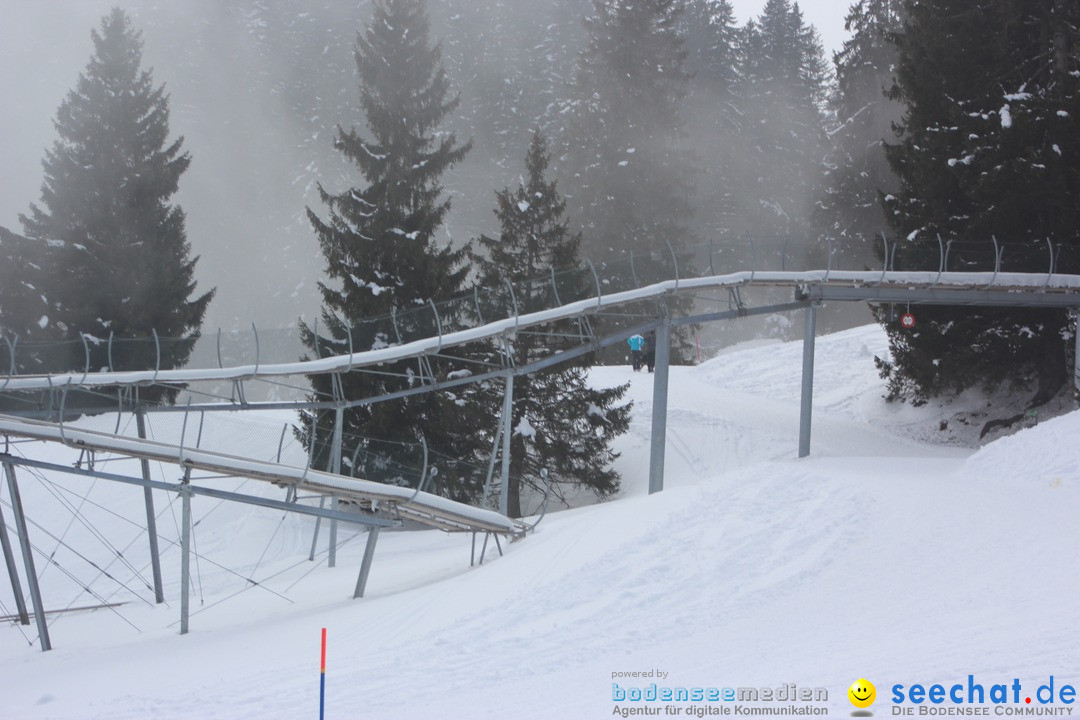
xmin=320 ymin=627 xmax=327 ymax=720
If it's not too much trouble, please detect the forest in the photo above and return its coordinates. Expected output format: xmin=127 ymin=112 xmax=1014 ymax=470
xmin=0 ymin=0 xmax=1077 ymax=510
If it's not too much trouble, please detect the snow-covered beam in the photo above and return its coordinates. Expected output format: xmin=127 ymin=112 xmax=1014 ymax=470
xmin=3 ymin=270 xmax=1080 ymax=393
xmin=0 ymin=414 xmax=523 ymax=537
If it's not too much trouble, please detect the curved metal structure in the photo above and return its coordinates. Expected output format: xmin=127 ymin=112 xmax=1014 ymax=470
xmin=3 ymin=269 xmax=1078 ymax=393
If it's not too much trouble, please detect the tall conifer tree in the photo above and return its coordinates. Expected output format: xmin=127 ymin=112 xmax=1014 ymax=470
xmin=877 ymin=0 xmax=1080 ymax=411
xmin=558 ymin=0 xmax=697 ymax=361
xmin=735 ymin=0 xmax=830 ymax=239
xmin=681 ymin=0 xmax=742 ymax=238
xmin=302 ymin=0 xmax=485 ymax=500
xmin=14 ymin=8 xmax=212 ymax=389
xmin=560 ymin=0 xmax=694 ymax=262
xmin=819 ymin=0 xmax=905 ymax=265
xmin=474 ymin=131 xmax=631 ymax=517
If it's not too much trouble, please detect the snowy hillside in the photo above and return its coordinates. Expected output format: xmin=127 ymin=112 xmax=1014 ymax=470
xmin=1 ymin=324 xmax=1077 ymax=719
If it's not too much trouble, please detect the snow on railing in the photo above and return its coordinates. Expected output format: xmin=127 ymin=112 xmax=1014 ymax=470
xmin=1 ymin=235 xmax=1078 ymax=392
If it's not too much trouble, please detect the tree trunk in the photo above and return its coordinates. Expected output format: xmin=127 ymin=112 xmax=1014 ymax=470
xmin=1054 ymin=0 xmax=1068 ymax=91
xmin=1031 ymin=329 xmax=1067 ymax=408
xmin=507 ymin=474 xmax=522 ymax=519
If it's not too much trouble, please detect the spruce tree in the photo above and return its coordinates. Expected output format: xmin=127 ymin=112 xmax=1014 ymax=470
xmin=474 ymin=131 xmax=631 ymax=518
xmin=301 ymin=0 xmax=485 ymax=500
xmin=877 ymin=0 xmax=1080 ymax=411
xmin=15 ymin=8 xmax=212 ymax=392
xmin=680 ymin=0 xmax=742 ymax=239
xmin=558 ymin=0 xmax=697 ymax=361
xmin=0 ymin=227 xmax=53 ymax=363
xmin=734 ymin=0 xmax=830 ymax=240
xmin=819 ymin=0 xmax=905 ymax=266
xmin=559 ymin=0 xmax=694 ymax=264
xmin=681 ymin=0 xmax=740 ymax=92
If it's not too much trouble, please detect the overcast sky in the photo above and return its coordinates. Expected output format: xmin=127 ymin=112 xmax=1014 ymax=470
xmin=731 ymin=0 xmax=847 ymax=57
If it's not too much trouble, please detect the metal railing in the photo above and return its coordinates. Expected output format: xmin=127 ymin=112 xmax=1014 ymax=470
xmin=0 ymin=234 xmax=1077 ymax=388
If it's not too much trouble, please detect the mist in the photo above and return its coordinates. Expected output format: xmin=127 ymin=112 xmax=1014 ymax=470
xmin=0 ymin=0 xmax=851 ymax=337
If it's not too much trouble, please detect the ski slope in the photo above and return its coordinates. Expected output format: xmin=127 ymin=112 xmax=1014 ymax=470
xmin=0 ymin=324 xmax=1077 ymax=719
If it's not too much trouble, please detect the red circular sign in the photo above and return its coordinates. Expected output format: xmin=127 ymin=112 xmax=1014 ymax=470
xmin=900 ymin=313 xmax=916 ymax=329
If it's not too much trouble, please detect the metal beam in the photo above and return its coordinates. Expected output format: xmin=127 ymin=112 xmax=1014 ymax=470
xmin=1074 ymin=313 xmax=1080 ymax=395
xmin=190 ymin=486 xmax=390 ymax=528
xmin=0 ymin=489 xmax=29 ymax=624
xmin=805 ymin=285 xmax=1080 ymax=308
xmin=5 ymin=271 xmax=1080 ymax=396
xmin=648 ymin=319 xmax=671 ymax=494
xmin=799 ymin=305 xmax=818 ymax=458
xmin=3 ymin=463 xmax=50 ymax=650
xmin=328 ymin=405 xmax=343 ymax=569
xmin=0 ymin=301 xmax=814 ymax=421
xmin=499 ymin=374 xmax=514 ymax=516
xmin=674 ymin=300 xmax=811 ymax=327
xmin=0 ymin=455 xmax=394 ymax=529
xmin=179 ymin=480 xmax=191 ymax=635
xmin=135 ymin=411 xmax=165 ymax=604
xmin=308 ymin=496 xmax=325 ymax=562
xmin=352 ymin=527 xmax=380 ymax=599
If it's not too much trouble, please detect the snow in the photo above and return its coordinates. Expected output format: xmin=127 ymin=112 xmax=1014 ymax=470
xmin=514 ymin=415 xmax=536 ymax=438
xmin=516 ymin=200 xmax=530 ymax=213
xmin=1000 ymin=104 xmax=1013 ymax=129
xmin=348 ymin=273 xmax=387 ymax=296
xmin=1 ymin=325 xmax=1077 ymax=719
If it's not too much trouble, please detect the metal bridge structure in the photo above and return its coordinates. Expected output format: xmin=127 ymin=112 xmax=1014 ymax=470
xmin=3 ymin=235 xmax=1080 ymax=650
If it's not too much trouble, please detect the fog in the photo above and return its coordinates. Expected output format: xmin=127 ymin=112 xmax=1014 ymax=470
xmin=0 ymin=0 xmax=849 ymax=334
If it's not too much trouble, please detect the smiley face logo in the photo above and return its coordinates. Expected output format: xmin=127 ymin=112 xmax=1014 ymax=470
xmin=848 ymin=679 xmax=876 ymax=709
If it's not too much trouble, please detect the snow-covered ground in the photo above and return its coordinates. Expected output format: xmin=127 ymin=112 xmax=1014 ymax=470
xmin=1 ymin=324 xmax=1077 ymax=719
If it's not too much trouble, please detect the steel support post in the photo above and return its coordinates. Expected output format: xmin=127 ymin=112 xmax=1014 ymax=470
xmin=1074 ymin=313 xmax=1080 ymax=395
xmin=0 ymin=486 xmax=29 ymax=625
xmin=648 ymin=320 xmax=671 ymax=494
xmin=798 ymin=305 xmax=818 ymax=458
xmin=328 ymin=405 xmax=343 ymax=569
xmin=3 ymin=463 xmax=50 ymax=650
xmin=352 ymin=527 xmax=380 ymax=599
xmin=308 ymin=496 xmax=325 ymax=562
xmin=328 ymin=499 xmax=339 ymax=568
xmin=135 ymin=411 xmax=165 ymax=603
xmin=179 ymin=482 xmax=192 ymax=635
xmin=499 ymin=373 xmax=514 ymax=516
